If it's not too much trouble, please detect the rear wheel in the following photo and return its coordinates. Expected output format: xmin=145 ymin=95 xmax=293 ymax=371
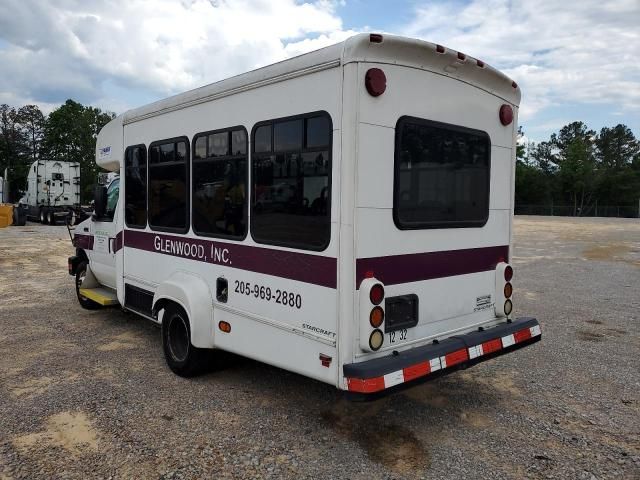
xmin=39 ymin=208 xmax=46 ymax=224
xmin=162 ymin=304 xmax=207 ymax=377
xmin=47 ymin=210 xmax=55 ymax=225
xmin=75 ymin=260 xmax=100 ymax=310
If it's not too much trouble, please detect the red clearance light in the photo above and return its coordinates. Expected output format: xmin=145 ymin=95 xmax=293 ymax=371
xmin=499 ymin=104 xmax=513 ymax=126
xmin=369 ymin=33 xmax=383 ymax=43
xmin=457 ymin=52 xmax=466 ymax=60
xmin=512 ymin=81 xmax=518 ymax=89
xmin=476 ymin=59 xmax=485 ymax=67
xmin=504 ymin=265 xmax=514 ymax=282
xmin=365 ymin=68 xmax=386 ymax=97
xmin=369 ymin=283 xmax=385 ymax=305
xmin=436 ymin=44 xmax=445 ymax=53
xmin=218 ymin=321 xmax=231 ymax=333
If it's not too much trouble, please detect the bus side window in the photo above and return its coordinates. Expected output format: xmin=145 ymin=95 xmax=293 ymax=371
xmin=251 ymin=112 xmax=332 ymax=251
xmin=192 ymin=127 xmax=248 ymax=239
xmin=124 ymin=145 xmax=147 ymax=228
xmin=148 ymin=137 xmax=189 ymax=233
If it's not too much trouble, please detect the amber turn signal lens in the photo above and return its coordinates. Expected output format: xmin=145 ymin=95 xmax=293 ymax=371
xmin=369 ymin=329 xmax=384 ymax=351
xmin=369 ymin=284 xmax=384 ymax=305
xmin=504 ymin=282 xmax=513 ymax=298
xmin=504 ymin=299 xmax=513 ymax=316
xmin=370 ymin=306 xmax=384 ymax=328
xmin=218 ymin=321 xmax=231 ymax=333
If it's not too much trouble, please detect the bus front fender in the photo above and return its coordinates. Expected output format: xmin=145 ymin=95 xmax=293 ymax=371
xmin=152 ymin=271 xmax=215 ymax=349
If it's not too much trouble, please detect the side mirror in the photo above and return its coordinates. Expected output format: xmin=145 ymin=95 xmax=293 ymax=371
xmin=94 ymin=185 xmax=108 ymax=218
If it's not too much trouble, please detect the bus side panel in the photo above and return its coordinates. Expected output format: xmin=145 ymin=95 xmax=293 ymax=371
xmin=121 ymin=65 xmax=343 ymax=386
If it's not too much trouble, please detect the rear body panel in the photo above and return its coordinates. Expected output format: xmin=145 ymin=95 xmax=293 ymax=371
xmin=351 ymin=61 xmax=518 ymax=363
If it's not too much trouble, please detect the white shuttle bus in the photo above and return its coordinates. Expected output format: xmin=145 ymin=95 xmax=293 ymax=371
xmin=69 ymin=34 xmax=541 ymax=398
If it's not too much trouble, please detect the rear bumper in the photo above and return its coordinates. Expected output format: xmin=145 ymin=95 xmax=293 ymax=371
xmin=343 ymin=317 xmax=541 ymax=400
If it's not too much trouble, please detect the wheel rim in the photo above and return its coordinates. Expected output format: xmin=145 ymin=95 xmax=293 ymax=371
xmin=167 ymin=314 xmax=189 ymax=362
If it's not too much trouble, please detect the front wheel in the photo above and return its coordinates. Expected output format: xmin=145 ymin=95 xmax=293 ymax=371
xmin=162 ymin=304 xmax=207 ymax=377
xmin=75 ymin=261 xmax=100 ymax=310
xmin=47 ymin=210 xmax=55 ymax=225
xmin=39 ymin=208 xmax=46 ymax=224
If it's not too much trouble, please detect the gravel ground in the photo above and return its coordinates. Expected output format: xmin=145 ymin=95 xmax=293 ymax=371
xmin=0 ymin=216 xmax=638 ymax=480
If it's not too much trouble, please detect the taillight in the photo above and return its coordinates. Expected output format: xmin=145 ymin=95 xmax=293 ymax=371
xmin=369 ymin=283 xmax=384 ymax=305
xmin=504 ymin=265 xmax=513 ymax=282
xmin=370 ymin=306 xmax=384 ymax=328
xmin=369 ymin=329 xmax=384 ymax=351
xmin=496 ymin=262 xmax=514 ymax=318
xmin=365 ymin=68 xmax=386 ymax=97
xmin=360 ymin=278 xmax=386 ymax=352
xmin=499 ymin=104 xmax=513 ymax=126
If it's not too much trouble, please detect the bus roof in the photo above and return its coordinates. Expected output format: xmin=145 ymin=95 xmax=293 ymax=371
xmin=122 ymin=33 xmax=520 ymax=126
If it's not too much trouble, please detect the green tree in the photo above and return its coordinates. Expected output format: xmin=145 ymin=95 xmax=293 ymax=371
xmin=17 ymin=105 xmax=46 ymax=163
xmin=0 ymin=104 xmax=31 ymax=200
xmin=595 ymin=125 xmax=640 ymax=207
xmin=42 ymin=100 xmax=115 ymax=202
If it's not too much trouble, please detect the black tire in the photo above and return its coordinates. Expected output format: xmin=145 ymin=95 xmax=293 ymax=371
xmin=162 ymin=304 xmax=207 ymax=377
xmin=75 ymin=261 xmax=101 ymax=310
xmin=39 ymin=207 xmax=46 ymax=224
xmin=47 ymin=210 xmax=55 ymax=225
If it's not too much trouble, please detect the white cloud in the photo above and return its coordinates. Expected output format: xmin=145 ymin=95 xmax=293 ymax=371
xmin=403 ymin=0 xmax=640 ymax=121
xmin=0 ymin=0 xmax=352 ymax=111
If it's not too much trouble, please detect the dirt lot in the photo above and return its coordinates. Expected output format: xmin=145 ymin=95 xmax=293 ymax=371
xmin=0 ymin=217 xmax=639 ymax=479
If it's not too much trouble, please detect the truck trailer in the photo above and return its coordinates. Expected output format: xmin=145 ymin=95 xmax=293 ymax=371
xmin=19 ymin=160 xmax=81 ymax=224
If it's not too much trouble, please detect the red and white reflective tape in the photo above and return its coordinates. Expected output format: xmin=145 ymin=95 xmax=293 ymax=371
xmin=346 ymin=324 xmax=541 ymax=393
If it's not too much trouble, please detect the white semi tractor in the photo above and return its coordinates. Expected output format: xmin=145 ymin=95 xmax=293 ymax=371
xmin=19 ymin=160 xmax=81 ymax=224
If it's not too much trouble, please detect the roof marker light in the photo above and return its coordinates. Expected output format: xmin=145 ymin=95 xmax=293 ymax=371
xmin=476 ymin=59 xmax=485 ymax=67
xmin=436 ymin=44 xmax=445 ymax=53
xmin=369 ymin=33 xmax=383 ymax=43
xmin=512 ymin=81 xmax=518 ymax=89
xmin=457 ymin=52 xmax=466 ymax=61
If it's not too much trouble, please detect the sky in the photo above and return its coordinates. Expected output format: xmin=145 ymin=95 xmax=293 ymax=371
xmin=0 ymin=0 xmax=638 ymax=142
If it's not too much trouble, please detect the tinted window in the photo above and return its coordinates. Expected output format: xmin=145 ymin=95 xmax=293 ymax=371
xmin=149 ymin=138 xmax=189 ymax=231
xmin=254 ymin=125 xmax=271 ymax=153
xmin=252 ymin=112 xmax=332 ymax=250
xmin=124 ymin=145 xmax=147 ymax=228
xmin=306 ymin=116 xmax=331 ymax=148
xmin=192 ymin=128 xmax=247 ymax=239
xmin=274 ymin=120 xmax=302 ymax=151
xmin=394 ymin=117 xmax=490 ymax=229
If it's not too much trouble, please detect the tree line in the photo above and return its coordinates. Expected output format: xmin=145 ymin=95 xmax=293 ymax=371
xmin=517 ymin=122 xmax=640 ymax=217
xmin=2 ymin=99 xmax=639 ymax=217
xmin=0 ymin=100 xmax=114 ymax=203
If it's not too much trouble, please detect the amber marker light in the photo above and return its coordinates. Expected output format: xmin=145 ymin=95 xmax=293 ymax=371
xmin=370 ymin=306 xmax=384 ymax=328
xmin=218 ymin=321 xmax=231 ymax=333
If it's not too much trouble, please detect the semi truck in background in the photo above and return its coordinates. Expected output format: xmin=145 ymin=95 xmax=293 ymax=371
xmin=18 ymin=160 xmax=81 ymax=224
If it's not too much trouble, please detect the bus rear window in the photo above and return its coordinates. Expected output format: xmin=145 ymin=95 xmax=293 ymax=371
xmin=393 ymin=117 xmax=490 ymax=229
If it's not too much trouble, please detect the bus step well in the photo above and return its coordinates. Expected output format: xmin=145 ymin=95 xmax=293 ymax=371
xmin=78 ymin=287 xmax=118 ymax=306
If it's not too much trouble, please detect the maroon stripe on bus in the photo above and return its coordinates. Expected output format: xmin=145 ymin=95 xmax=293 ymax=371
xmin=113 ymin=231 xmax=123 ymax=253
xmin=73 ymin=234 xmax=94 ymax=250
xmin=123 ymin=230 xmax=337 ymax=289
xmin=355 ymin=245 xmax=509 ymax=288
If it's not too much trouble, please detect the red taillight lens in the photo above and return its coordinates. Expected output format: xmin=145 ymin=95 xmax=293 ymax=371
xmin=365 ymin=68 xmax=386 ymax=97
xmin=369 ymin=284 xmax=384 ymax=305
xmin=499 ymin=104 xmax=513 ymax=126
xmin=504 ymin=265 xmax=513 ymax=282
